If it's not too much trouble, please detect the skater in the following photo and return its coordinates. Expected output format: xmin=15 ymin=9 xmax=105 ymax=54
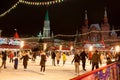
xmin=51 ymin=50 xmax=56 ymax=66
xmin=0 ymin=51 xmax=7 ymax=69
xmin=71 ymin=49 xmax=80 ymax=75
xmin=80 ymin=50 xmax=88 ymax=71
xmin=8 ymin=51 xmax=14 ymax=63
xmin=20 ymin=51 xmax=31 ymax=71
xmin=40 ymin=51 xmax=46 ymax=74
xmin=62 ymin=52 xmax=66 ymax=66
xmin=56 ymin=51 xmax=61 ymax=66
xmin=13 ymin=56 xmax=18 ymax=69
xmin=91 ymin=50 xmax=102 ymax=71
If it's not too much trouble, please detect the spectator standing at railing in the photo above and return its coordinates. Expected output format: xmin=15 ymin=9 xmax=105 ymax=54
xmin=91 ymin=50 xmax=102 ymax=71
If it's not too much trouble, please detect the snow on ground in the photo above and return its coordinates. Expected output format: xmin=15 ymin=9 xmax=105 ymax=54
xmin=0 ymin=55 xmax=106 ymax=80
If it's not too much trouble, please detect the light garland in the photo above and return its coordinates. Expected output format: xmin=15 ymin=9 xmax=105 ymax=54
xmin=0 ymin=0 xmax=64 ymax=17
xmin=0 ymin=1 xmax=20 ymax=17
xmin=54 ymin=29 xmax=120 ymax=37
xmin=19 ymin=0 xmax=64 ymax=6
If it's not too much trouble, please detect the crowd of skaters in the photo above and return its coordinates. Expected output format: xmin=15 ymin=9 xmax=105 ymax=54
xmin=0 ymin=48 xmax=120 ymax=76
xmin=0 ymin=49 xmax=67 ymax=73
xmin=71 ymin=49 xmax=120 ymax=75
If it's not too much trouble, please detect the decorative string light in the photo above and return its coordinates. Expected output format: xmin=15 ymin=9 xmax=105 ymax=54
xmin=19 ymin=0 xmax=64 ymax=6
xmin=0 ymin=1 xmax=20 ymax=17
xmin=54 ymin=29 xmax=120 ymax=37
xmin=0 ymin=0 xmax=64 ymax=17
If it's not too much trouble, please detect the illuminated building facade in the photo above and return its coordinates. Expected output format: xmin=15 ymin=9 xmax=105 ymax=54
xmin=81 ymin=9 xmax=118 ymax=45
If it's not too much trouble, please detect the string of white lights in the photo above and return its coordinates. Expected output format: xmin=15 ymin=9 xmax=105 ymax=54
xmin=54 ymin=29 xmax=120 ymax=37
xmin=0 ymin=1 xmax=20 ymax=17
xmin=0 ymin=0 xmax=64 ymax=17
xmin=19 ymin=0 xmax=64 ymax=6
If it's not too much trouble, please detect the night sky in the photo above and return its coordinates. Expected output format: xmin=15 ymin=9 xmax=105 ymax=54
xmin=0 ymin=0 xmax=120 ymax=37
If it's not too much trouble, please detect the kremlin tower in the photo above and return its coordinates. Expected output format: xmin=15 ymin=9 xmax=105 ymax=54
xmin=43 ymin=10 xmax=51 ymax=38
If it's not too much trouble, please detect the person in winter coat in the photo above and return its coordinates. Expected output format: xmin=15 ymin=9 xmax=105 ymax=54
xmin=106 ymin=57 xmax=112 ymax=65
xmin=56 ymin=51 xmax=61 ymax=66
xmin=88 ymin=51 xmax=93 ymax=64
xmin=20 ymin=51 xmax=31 ymax=71
xmin=0 ymin=51 xmax=7 ymax=69
xmin=13 ymin=56 xmax=18 ymax=69
xmin=62 ymin=52 xmax=66 ymax=66
xmin=40 ymin=51 xmax=46 ymax=73
xmin=80 ymin=50 xmax=88 ymax=71
xmin=71 ymin=49 xmax=80 ymax=75
xmin=91 ymin=50 xmax=102 ymax=71
xmin=9 ymin=51 xmax=14 ymax=63
xmin=51 ymin=50 xmax=56 ymax=66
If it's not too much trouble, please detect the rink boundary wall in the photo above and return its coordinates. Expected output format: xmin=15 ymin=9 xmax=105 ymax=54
xmin=70 ymin=62 xmax=120 ymax=80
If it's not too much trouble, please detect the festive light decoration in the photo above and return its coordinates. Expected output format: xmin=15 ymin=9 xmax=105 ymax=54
xmin=54 ymin=29 xmax=120 ymax=37
xmin=0 ymin=0 xmax=64 ymax=17
xmin=0 ymin=1 xmax=19 ymax=17
xmin=19 ymin=0 xmax=64 ymax=6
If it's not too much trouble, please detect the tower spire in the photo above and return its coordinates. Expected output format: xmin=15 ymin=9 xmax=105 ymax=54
xmin=43 ymin=10 xmax=50 ymax=38
xmin=104 ymin=7 xmax=108 ymax=23
xmin=45 ymin=10 xmax=49 ymax=20
xmin=111 ymin=25 xmax=116 ymax=35
xmin=84 ymin=10 xmax=88 ymax=26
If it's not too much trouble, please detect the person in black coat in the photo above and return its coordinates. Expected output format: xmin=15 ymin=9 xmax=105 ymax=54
xmin=71 ymin=49 xmax=80 ymax=75
xmin=91 ymin=50 xmax=102 ymax=71
xmin=20 ymin=51 xmax=31 ymax=71
xmin=80 ymin=50 xmax=88 ymax=71
xmin=51 ymin=50 xmax=56 ymax=66
xmin=0 ymin=51 xmax=7 ymax=69
xmin=40 ymin=51 xmax=46 ymax=73
xmin=13 ymin=56 xmax=18 ymax=69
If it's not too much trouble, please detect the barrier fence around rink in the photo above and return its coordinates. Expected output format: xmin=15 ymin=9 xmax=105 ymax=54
xmin=70 ymin=62 xmax=120 ymax=80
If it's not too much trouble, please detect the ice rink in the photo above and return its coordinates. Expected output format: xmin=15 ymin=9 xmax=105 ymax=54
xmin=0 ymin=55 xmax=106 ymax=80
